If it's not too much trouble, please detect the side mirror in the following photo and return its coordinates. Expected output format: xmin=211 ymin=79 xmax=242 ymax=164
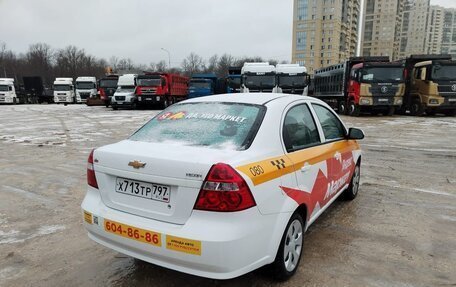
xmin=347 ymin=128 xmax=364 ymax=140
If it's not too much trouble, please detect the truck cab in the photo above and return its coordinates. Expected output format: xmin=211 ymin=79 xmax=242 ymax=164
xmin=111 ymin=74 xmax=137 ymax=110
xmin=241 ymin=62 xmax=276 ymax=93
xmin=93 ymin=75 xmax=119 ymax=107
xmin=75 ymin=77 xmax=97 ymax=103
xmin=0 ymin=78 xmax=17 ymax=104
xmin=348 ymin=62 xmax=405 ymax=116
xmin=408 ymin=60 xmax=456 ymax=116
xmin=274 ymin=64 xmax=310 ymax=96
xmin=53 ymin=78 xmax=75 ymax=105
xmin=226 ymin=67 xmax=242 ymax=93
xmin=135 ymin=74 xmax=167 ymax=107
xmin=188 ymin=74 xmax=217 ymax=98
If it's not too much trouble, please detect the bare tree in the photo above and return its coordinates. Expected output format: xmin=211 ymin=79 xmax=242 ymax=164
xmin=181 ymin=52 xmax=205 ymax=76
xmin=216 ymin=54 xmax=236 ymax=77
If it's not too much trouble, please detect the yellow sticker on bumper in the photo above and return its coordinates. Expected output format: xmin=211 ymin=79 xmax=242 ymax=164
xmin=83 ymin=210 xmax=93 ymax=224
xmin=166 ymin=235 xmax=201 ymax=256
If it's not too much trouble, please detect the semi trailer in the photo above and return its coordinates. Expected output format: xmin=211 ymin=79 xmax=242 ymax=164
xmin=241 ymin=62 xmax=276 ymax=93
xmin=135 ymin=73 xmax=189 ymax=108
xmin=274 ymin=64 xmax=310 ymax=96
xmin=53 ymin=78 xmax=75 ymax=105
xmin=400 ymin=54 xmax=456 ymax=116
xmin=313 ymin=56 xmax=405 ymax=116
xmin=75 ymin=77 xmax=97 ymax=103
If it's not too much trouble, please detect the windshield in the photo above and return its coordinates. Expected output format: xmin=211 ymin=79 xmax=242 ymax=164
xmin=130 ymin=103 xmax=264 ymax=150
xmin=190 ymin=80 xmax=211 ymax=89
xmin=431 ymin=65 xmax=456 ymax=81
xmin=137 ymin=78 xmax=162 ymax=87
xmin=99 ymin=79 xmax=118 ymax=88
xmin=0 ymin=85 xmax=9 ymax=91
xmin=76 ymin=82 xmax=96 ymax=89
xmin=244 ymin=75 xmax=276 ymax=89
xmin=361 ymin=67 xmax=403 ymax=83
xmin=54 ymin=85 xmax=72 ymax=91
xmin=278 ymin=75 xmax=308 ymax=88
xmin=227 ymin=77 xmax=241 ymax=89
xmin=117 ymin=86 xmax=135 ymax=92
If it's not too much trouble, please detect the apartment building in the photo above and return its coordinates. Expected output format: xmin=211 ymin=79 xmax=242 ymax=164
xmin=426 ymin=5 xmax=445 ymax=55
xmin=398 ymin=0 xmax=430 ymax=59
xmin=441 ymin=8 xmax=456 ymax=58
xmin=361 ymin=0 xmax=404 ymax=60
xmin=291 ymin=0 xmax=360 ymax=73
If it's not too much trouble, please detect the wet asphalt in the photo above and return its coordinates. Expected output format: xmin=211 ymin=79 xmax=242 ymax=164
xmin=0 ymin=105 xmax=455 ymax=287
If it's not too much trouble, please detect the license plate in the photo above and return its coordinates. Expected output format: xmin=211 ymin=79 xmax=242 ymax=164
xmin=104 ymin=219 xmax=162 ymax=247
xmin=449 ymin=99 xmax=456 ymax=102
xmin=116 ymin=177 xmax=170 ymax=203
xmin=378 ymin=98 xmax=388 ymax=102
xmin=146 ymin=98 xmax=152 ymax=101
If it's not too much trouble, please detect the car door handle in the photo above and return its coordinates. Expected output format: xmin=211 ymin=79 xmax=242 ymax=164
xmin=301 ymin=165 xmax=312 ymax=173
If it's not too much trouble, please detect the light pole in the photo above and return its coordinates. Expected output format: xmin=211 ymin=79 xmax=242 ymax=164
xmin=161 ymin=48 xmax=171 ymax=70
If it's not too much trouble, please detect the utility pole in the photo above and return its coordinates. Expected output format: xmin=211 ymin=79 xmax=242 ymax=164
xmin=161 ymin=48 xmax=171 ymax=70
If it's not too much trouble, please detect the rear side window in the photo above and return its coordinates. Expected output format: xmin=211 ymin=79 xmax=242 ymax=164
xmin=312 ymin=104 xmax=346 ymax=141
xmin=130 ymin=103 xmax=264 ymax=150
xmin=283 ymin=104 xmax=320 ymax=152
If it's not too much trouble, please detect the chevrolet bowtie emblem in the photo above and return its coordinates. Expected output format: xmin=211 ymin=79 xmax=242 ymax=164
xmin=128 ymin=160 xmax=146 ymax=169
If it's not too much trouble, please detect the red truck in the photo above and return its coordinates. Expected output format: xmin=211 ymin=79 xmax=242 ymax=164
xmin=135 ymin=73 xmax=189 ymax=108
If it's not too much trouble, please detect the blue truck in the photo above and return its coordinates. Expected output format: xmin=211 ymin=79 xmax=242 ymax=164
xmin=226 ymin=67 xmax=242 ymax=93
xmin=188 ymin=74 xmax=218 ymax=98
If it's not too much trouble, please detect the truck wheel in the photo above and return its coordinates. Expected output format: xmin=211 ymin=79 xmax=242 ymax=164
xmin=348 ymin=101 xmax=360 ymax=117
xmin=13 ymin=98 xmax=17 ymax=105
xmin=444 ymin=110 xmax=456 ymax=117
xmin=426 ymin=109 xmax=436 ymax=116
xmin=383 ymin=106 xmax=395 ymax=116
xmin=337 ymin=100 xmax=347 ymax=115
xmin=342 ymin=163 xmax=361 ymax=200
xmin=163 ymin=98 xmax=170 ymax=109
xmin=131 ymin=101 xmax=137 ymax=110
xmin=410 ymin=101 xmax=425 ymax=116
xmin=112 ymin=106 xmax=118 ymax=111
xmin=271 ymin=212 xmax=304 ymax=281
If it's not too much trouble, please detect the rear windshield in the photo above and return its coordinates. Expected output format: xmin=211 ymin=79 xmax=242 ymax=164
xmin=130 ymin=102 xmax=265 ymax=150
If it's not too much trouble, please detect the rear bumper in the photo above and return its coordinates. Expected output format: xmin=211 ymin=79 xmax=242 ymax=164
xmin=81 ymin=188 xmax=289 ymax=279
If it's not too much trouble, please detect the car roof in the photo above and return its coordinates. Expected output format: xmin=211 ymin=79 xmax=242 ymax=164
xmin=183 ymin=93 xmax=316 ymax=105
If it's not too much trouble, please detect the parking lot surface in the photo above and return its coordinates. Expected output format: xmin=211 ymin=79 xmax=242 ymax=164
xmin=0 ymin=104 xmax=455 ymax=287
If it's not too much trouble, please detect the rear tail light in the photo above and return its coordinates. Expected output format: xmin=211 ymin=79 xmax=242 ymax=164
xmin=194 ymin=163 xmax=256 ymax=212
xmin=87 ymin=149 xmax=98 ymax=189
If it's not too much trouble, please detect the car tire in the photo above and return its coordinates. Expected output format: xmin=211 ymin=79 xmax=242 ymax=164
xmin=342 ymin=163 xmax=361 ymax=201
xmin=410 ymin=100 xmax=425 ymax=116
xmin=271 ymin=213 xmax=304 ymax=281
xmin=348 ymin=101 xmax=360 ymax=117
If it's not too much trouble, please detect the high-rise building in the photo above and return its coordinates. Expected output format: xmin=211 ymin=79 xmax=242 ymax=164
xmin=291 ymin=0 xmax=360 ymax=73
xmin=398 ymin=0 xmax=430 ymax=59
xmin=441 ymin=8 xmax=456 ymax=58
xmin=361 ymin=0 xmax=404 ymax=60
xmin=425 ymin=5 xmax=445 ymax=55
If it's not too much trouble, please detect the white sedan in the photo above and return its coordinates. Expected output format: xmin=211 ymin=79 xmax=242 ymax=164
xmin=82 ymin=93 xmax=364 ymax=280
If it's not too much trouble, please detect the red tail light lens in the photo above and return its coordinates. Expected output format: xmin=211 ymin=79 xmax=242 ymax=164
xmin=99 ymin=88 xmax=106 ymax=100
xmin=194 ymin=163 xmax=256 ymax=212
xmin=87 ymin=149 xmax=98 ymax=189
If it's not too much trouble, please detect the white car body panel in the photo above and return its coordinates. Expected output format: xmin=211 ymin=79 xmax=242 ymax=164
xmin=82 ymin=93 xmax=363 ymax=279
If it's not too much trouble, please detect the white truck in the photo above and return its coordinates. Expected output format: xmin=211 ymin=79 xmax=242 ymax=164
xmin=274 ymin=64 xmax=310 ymax=96
xmin=241 ymin=62 xmax=276 ymax=93
xmin=111 ymin=74 xmax=138 ymax=110
xmin=75 ymin=77 xmax=97 ymax=103
xmin=53 ymin=78 xmax=75 ymax=105
xmin=0 ymin=78 xmax=17 ymax=104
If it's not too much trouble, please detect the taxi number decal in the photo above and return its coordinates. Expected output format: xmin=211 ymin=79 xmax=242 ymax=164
xmin=166 ymin=235 xmax=201 ymax=256
xmin=104 ymin=219 xmax=162 ymax=247
xmin=249 ymin=165 xmax=264 ymax=177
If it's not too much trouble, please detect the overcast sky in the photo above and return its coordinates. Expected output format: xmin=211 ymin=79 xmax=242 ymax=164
xmin=0 ymin=0 xmax=455 ymax=67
